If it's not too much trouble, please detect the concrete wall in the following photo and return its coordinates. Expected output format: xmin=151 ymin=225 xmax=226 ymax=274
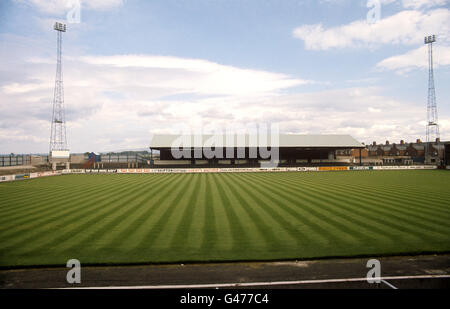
xmin=30 ymin=156 xmax=47 ymax=166
xmin=155 ymin=160 xmax=192 ymax=165
xmin=70 ymin=154 xmax=86 ymax=164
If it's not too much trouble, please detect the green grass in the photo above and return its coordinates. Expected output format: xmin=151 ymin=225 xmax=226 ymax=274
xmin=1 ymin=170 xmax=450 ymax=267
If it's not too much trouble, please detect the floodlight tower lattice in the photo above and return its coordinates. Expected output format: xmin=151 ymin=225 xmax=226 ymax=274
xmin=49 ymin=22 xmax=68 ymax=154
xmin=424 ymin=35 xmax=440 ymax=158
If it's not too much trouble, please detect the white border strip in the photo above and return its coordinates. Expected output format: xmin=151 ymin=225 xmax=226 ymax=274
xmin=59 ymin=165 xmax=438 ymax=175
xmin=381 ymin=280 xmax=398 ymax=289
xmin=60 ymin=274 xmax=449 ymax=289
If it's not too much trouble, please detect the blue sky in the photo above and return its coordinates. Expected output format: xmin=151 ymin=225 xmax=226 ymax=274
xmin=0 ymin=0 xmax=449 ymax=153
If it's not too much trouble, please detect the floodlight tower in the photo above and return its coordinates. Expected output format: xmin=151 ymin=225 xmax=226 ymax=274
xmin=424 ymin=35 xmax=440 ymax=162
xmin=50 ymin=22 xmax=68 ymax=154
xmin=49 ymin=22 xmax=70 ymax=168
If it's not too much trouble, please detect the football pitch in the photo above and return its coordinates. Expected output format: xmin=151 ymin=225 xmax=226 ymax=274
xmin=1 ymin=170 xmax=450 ymax=268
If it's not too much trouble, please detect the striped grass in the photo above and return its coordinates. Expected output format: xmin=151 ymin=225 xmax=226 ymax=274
xmin=0 ymin=170 xmax=449 ymax=267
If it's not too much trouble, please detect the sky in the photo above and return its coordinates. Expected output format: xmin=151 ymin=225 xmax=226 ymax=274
xmin=0 ymin=0 xmax=449 ymax=154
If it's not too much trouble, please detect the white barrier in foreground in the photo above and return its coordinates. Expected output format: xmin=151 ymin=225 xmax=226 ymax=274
xmin=0 ymin=165 xmax=441 ymax=181
xmin=113 ymin=167 xmax=320 ymax=174
xmin=0 ymin=170 xmax=61 ymax=182
xmin=372 ymin=165 xmax=437 ymax=170
xmin=60 ymin=165 xmax=438 ymax=175
xmin=0 ymin=175 xmax=15 ymax=182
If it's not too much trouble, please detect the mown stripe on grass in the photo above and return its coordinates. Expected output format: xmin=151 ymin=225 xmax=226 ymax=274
xmin=338 ymin=178 xmax=450 ymax=222
xmin=220 ymin=173 xmax=283 ymax=253
xmin=0 ymin=175 xmax=135 ymax=226
xmin=0 ymin=174 xmax=110 ymax=206
xmin=1 ymin=171 xmax=449 ymax=267
xmin=201 ymin=174 xmax=234 ymax=252
xmin=267 ymin=173 xmax=421 ymax=243
xmin=251 ymin=172 xmax=390 ymax=244
xmin=231 ymin=173 xmax=311 ymax=246
xmin=124 ymin=174 xmax=192 ymax=252
xmin=200 ymin=174 xmax=219 ymax=251
xmin=0 ymin=174 xmax=143 ymax=241
xmin=232 ymin=173 xmax=343 ymax=246
xmin=281 ymin=173 xmax=450 ymax=237
xmin=0 ymin=174 xmax=152 ymax=239
xmin=247 ymin=173 xmax=365 ymax=245
xmin=168 ymin=174 xmax=203 ymax=250
xmin=286 ymin=171 xmax=450 ymax=219
xmin=1 ymin=175 xmax=158 ymax=253
xmin=294 ymin=171 xmax=450 ymax=214
xmin=0 ymin=175 xmax=125 ymax=220
xmin=55 ymin=174 xmax=181 ymax=254
xmin=213 ymin=173 xmax=266 ymax=251
xmin=212 ymin=173 xmax=254 ymax=252
xmin=183 ymin=174 xmax=208 ymax=250
xmin=246 ymin=172 xmax=399 ymax=244
xmin=100 ymin=173 xmax=189 ymax=251
xmin=131 ymin=174 xmax=198 ymax=253
xmin=0 ymin=175 xmax=165 ymax=254
xmin=270 ymin=173 xmax=448 ymax=241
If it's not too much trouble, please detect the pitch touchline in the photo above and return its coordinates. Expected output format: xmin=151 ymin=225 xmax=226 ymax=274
xmin=60 ymin=274 xmax=450 ymax=289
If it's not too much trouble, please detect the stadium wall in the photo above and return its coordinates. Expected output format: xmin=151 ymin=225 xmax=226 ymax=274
xmin=0 ymin=165 xmax=441 ymax=182
xmin=63 ymin=165 xmax=438 ymax=174
xmin=0 ymin=171 xmax=60 ymax=182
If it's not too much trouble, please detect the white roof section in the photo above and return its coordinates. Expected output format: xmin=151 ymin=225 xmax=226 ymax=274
xmin=51 ymin=150 xmax=70 ymax=158
xmin=149 ymin=134 xmax=364 ymax=148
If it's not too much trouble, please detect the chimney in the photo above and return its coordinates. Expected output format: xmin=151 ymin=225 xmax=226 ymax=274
xmin=436 ymin=138 xmax=440 ymax=143
xmin=386 ymin=140 xmax=389 ymax=145
xmin=372 ymin=141 xmax=376 ymax=146
xmin=400 ymin=140 xmax=404 ymax=145
xmin=416 ymin=139 xmax=421 ymax=144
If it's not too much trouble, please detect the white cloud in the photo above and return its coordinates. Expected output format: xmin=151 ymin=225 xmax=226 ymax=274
xmin=292 ymin=8 xmax=450 ymax=50
xmin=14 ymin=0 xmax=124 ymax=14
xmin=14 ymin=0 xmax=70 ymax=14
xmin=381 ymin=0 xmax=398 ymax=4
xmin=79 ymin=54 xmax=310 ymax=96
xmin=321 ymin=0 xmax=397 ymax=5
xmin=401 ymin=0 xmax=449 ymax=9
xmin=1 ymin=62 xmax=448 ymax=152
xmin=4 ymin=49 xmax=447 ymax=153
xmin=376 ymin=0 xmax=449 ymax=8
xmin=0 ymin=51 xmax=313 ymax=153
xmin=236 ymin=86 xmax=442 ymax=145
xmin=1 ymin=38 xmax=449 ymax=153
xmin=83 ymin=0 xmax=124 ymax=10
xmin=1 ymin=82 xmax=47 ymax=94
xmin=376 ymin=44 xmax=450 ymax=72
